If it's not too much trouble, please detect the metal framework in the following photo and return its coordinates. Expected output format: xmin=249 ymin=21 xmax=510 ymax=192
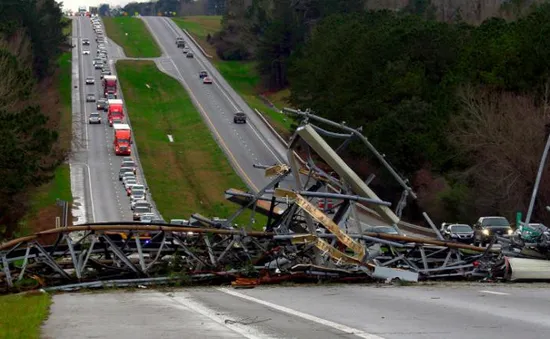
xmin=0 ymin=224 xmax=497 ymax=292
xmin=0 ymin=109 xmax=532 ymax=292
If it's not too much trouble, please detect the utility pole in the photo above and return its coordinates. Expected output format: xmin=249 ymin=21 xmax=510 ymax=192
xmin=524 ymin=124 xmax=550 ymax=226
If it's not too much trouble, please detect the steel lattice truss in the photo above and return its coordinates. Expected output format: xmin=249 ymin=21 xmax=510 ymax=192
xmin=0 ymin=225 xmax=498 ymax=292
xmin=0 ymin=110 xmax=521 ymax=293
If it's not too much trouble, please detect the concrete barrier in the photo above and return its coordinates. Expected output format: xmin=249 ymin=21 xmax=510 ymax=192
xmin=181 ymin=28 xmax=213 ymax=58
xmin=253 ymin=108 xmax=289 ymax=147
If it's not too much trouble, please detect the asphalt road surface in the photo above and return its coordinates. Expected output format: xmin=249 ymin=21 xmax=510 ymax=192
xmin=140 ymin=16 xmax=394 ymax=229
xmin=42 ymin=283 xmax=550 ymax=338
xmin=71 ymin=16 xmax=154 ymax=223
xmin=142 ymin=16 xmax=296 ymax=193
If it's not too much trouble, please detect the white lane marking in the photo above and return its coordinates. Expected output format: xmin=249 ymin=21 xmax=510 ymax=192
xmin=218 ymin=288 xmax=385 ymax=339
xmin=163 ymin=18 xmax=284 ymax=164
xmin=479 ymin=290 xmax=509 ymax=296
xmin=166 ymin=292 xmax=278 ymax=339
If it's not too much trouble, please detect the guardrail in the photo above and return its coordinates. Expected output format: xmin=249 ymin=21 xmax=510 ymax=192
xmin=253 ymin=108 xmax=289 ymax=147
xmin=181 ymin=28 xmax=213 ymax=58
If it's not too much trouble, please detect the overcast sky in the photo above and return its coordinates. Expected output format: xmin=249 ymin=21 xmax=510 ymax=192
xmin=57 ymin=0 xmax=141 ymax=12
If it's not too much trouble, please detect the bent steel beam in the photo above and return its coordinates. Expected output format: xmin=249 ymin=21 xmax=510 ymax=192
xmin=295 ymin=124 xmax=400 ymax=225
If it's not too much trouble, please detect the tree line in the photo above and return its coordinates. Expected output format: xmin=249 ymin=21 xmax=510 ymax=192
xmin=0 ymin=0 xmax=70 ymax=239
xmin=213 ymin=1 xmax=550 ymax=224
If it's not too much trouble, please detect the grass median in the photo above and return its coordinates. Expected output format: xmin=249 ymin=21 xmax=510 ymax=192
xmin=0 ymin=293 xmax=51 ymax=338
xmin=103 ymin=17 xmax=161 ymax=58
xmin=172 ymin=16 xmax=293 ymax=137
xmin=116 ymin=60 xmax=266 ymax=229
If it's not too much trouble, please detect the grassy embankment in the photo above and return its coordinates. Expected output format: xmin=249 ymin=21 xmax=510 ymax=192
xmin=116 ymin=60 xmax=266 ymax=229
xmin=0 ymin=293 xmax=52 ymax=338
xmin=103 ymin=17 xmax=161 ymax=58
xmin=172 ymin=16 xmax=293 ymax=137
xmin=18 ymin=20 xmax=73 ymax=237
xmin=0 ymin=293 xmax=51 ymax=339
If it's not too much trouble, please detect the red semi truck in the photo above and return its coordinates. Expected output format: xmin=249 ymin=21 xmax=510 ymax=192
xmin=113 ymin=123 xmax=132 ymax=156
xmin=107 ymin=99 xmax=124 ymax=126
xmin=103 ymin=75 xmax=118 ymax=97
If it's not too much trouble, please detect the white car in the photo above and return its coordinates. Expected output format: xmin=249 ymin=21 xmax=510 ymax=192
xmin=130 ymin=184 xmax=145 ymax=195
xmin=131 ymin=199 xmax=150 ymax=211
xmin=130 ymin=193 xmax=147 ymax=209
xmin=122 ymin=174 xmax=136 ymax=186
xmin=124 ymin=180 xmax=137 ymax=192
xmin=140 ymin=213 xmax=156 ymax=223
xmin=82 ymin=50 xmax=90 ymax=55
xmin=85 ymin=76 xmax=95 ymax=85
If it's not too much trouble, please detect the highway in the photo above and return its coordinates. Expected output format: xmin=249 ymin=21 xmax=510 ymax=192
xmin=70 ymin=16 xmax=156 ymax=223
xmin=141 ymin=16 xmax=296 ymax=193
xmin=42 ymin=283 xmax=550 ymax=338
xmin=140 ymin=16 xmax=418 ymax=230
xmin=44 ymin=16 xmax=546 ymax=339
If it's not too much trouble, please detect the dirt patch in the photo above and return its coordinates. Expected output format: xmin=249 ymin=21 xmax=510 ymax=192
xmin=26 ymin=204 xmax=73 ymax=245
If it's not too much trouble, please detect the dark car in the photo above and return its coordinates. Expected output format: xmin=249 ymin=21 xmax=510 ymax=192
xmin=473 ymin=216 xmax=513 ymax=246
xmin=199 ymin=70 xmax=208 ymax=79
xmin=82 ymin=39 xmax=90 ymax=45
xmin=96 ymin=99 xmax=108 ymax=111
xmin=100 ymin=69 xmax=111 ymax=79
xmin=186 ymin=52 xmax=194 ymax=58
xmin=106 ymin=93 xmax=116 ymax=100
xmin=441 ymin=223 xmax=474 ymax=243
xmin=233 ymin=112 xmax=246 ymax=124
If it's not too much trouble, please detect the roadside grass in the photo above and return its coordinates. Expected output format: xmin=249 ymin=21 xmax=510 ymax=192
xmin=172 ymin=16 xmax=222 ymax=40
xmin=62 ymin=17 xmax=72 ymax=36
xmin=214 ymin=61 xmax=293 ymax=136
xmin=0 ymin=293 xmax=51 ymax=339
xmin=103 ymin=17 xmax=161 ymax=58
xmin=172 ymin=16 xmax=294 ymax=137
xmin=116 ymin=60 xmax=266 ymax=229
xmin=57 ymin=51 xmax=72 ymax=152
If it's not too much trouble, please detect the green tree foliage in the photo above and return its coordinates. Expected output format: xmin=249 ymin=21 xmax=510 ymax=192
xmin=124 ymin=0 xmax=180 ymax=16
xmin=0 ymin=0 xmax=68 ymax=238
xmin=99 ymin=4 xmax=110 ymax=16
xmin=289 ymin=11 xmax=465 ymax=173
xmin=287 ymin=2 xmax=550 ymax=222
xmin=0 ymin=0 xmax=70 ymax=79
xmin=214 ymin=0 xmax=365 ymax=89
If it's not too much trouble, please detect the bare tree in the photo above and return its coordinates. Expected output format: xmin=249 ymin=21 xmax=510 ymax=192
xmin=449 ymin=86 xmax=550 ymax=221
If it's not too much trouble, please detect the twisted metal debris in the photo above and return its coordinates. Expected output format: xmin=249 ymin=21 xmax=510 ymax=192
xmin=0 ymin=109 xmax=545 ymax=292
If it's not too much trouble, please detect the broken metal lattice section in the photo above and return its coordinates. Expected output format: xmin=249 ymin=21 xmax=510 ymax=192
xmin=0 ymin=110 xmax=542 ymax=292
